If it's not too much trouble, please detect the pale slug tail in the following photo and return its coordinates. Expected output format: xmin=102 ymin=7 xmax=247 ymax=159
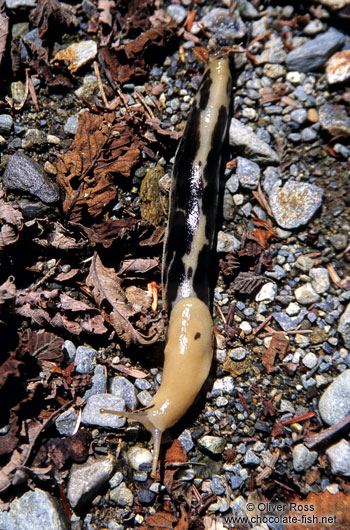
xmin=100 ymin=407 xmax=162 ymax=477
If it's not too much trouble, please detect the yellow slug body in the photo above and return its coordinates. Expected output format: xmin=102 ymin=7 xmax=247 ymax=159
xmin=102 ymin=55 xmax=232 ymax=477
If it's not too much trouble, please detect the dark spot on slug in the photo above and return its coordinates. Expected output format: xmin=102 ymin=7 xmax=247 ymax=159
xmin=192 ymin=243 xmax=211 ymax=305
xmin=198 ymin=76 xmax=212 ymax=111
xmin=187 ymin=266 xmax=193 ymax=278
xmin=194 ymin=332 xmax=201 ymax=340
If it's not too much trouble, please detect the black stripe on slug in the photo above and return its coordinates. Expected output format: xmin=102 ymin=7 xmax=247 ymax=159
xmin=198 ymin=76 xmax=212 ymax=111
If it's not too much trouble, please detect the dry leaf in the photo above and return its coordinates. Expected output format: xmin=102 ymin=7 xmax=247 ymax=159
xmin=263 ymin=332 xmax=288 ymax=374
xmin=86 ymin=253 xmax=162 ymax=345
xmin=231 ymin=271 xmax=268 ymax=294
xmin=56 ymin=111 xmax=141 ymax=223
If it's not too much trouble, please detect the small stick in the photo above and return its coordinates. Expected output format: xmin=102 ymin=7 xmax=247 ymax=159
xmin=304 ymin=413 xmax=350 ymax=450
xmin=93 ymin=61 xmax=108 ymax=108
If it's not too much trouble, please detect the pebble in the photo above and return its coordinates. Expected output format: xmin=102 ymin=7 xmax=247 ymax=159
xmin=137 ymin=488 xmax=156 ymax=505
xmin=302 ymin=352 xmax=318 ymax=369
xmin=126 ymin=446 xmax=153 ymax=472
xmin=255 ymin=282 xmax=277 ymax=303
xmin=216 ymin=230 xmax=241 ymax=252
xmin=230 ymin=347 xmax=247 ymax=361
xmin=338 ymin=302 xmax=350 ymax=348
xmin=110 ymin=375 xmax=138 ymax=410
xmin=295 ymin=255 xmax=314 ymax=271
xmin=63 ymin=340 xmax=76 ymax=363
xmin=0 ymin=114 xmax=13 ymax=134
xmin=21 ymin=128 xmax=46 ymax=149
xmin=67 ymin=455 xmax=116 ymax=508
xmin=166 ymin=4 xmax=187 ymax=24
xmin=6 ymin=0 xmax=36 ymax=8
xmin=55 ymin=407 xmax=78 ymax=436
xmin=243 ymin=449 xmax=260 ymax=466
xmin=326 ymin=50 xmax=350 ymax=85
xmin=84 ymin=365 xmax=107 ymax=400
xmin=178 ymin=429 xmax=194 ymax=452
xmin=310 ymin=267 xmax=330 ymax=294
xmin=259 ymin=35 xmax=286 ymax=64
xmin=318 ymin=103 xmax=350 ymax=137
xmin=52 ymin=40 xmax=97 ymax=73
xmin=269 ymin=180 xmax=323 ymax=229
xmin=285 ymin=27 xmax=345 ymax=72
xmin=295 ymin=283 xmax=321 ymax=305
xmin=3 ymin=153 xmax=60 ymax=203
xmin=236 ymin=156 xmax=260 ymax=189
xmin=0 ymin=488 xmax=69 ymax=530
xmin=64 ymin=115 xmax=79 ymax=136
xmin=326 ymin=439 xmax=350 ymax=476
xmin=290 ymin=108 xmax=308 ymax=125
xmin=318 ymin=370 xmax=350 ymax=425
xmin=229 ymin=118 xmax=279 ymax=164
xmin=74 ymin=345 xmax=97 ymax=374
xmin=198 ymin=435 xmax=226 ymax=455
xmin=110 ymin=484 xmax=134 ymax=507
xmin=293 ymin=444 xmax=318 ymax=471
xmin=212 ymin=376 xmax=235 ymax=396
xmin=273 ymin=310 xmax=307 ymax=332
xmin=81 ymin=394 xmax=126 ymax=428
xmin=201 ymin=8 xmax=246 ymax=42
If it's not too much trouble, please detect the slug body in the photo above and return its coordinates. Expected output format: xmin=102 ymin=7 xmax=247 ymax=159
xmin=102 ymin=56 xmax=232 ymax=477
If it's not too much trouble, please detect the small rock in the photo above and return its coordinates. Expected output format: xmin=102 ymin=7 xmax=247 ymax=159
xmin=52 ymin=40 xmax=97 ymax=73
xmin=338 ymin=303 xmax=350 ymax=348
xmin=302 ymin=352 xmax=318 ymax=369
xmin=201 ymin=8 xmax=246 ymax=42
xmin=110 ymin=484 xmax=134 ymax=507
xmin=259 ymin=35 xmax=286 ymax=64
xmin=293 ymin=444 xmax=318 ymax=471
xmin=0 ymin=114 xmax=13 ymax=134
xmin=63 ymin=340 xmax=76 ymax=363
xmin=0 ymin=488 xmax=69 ymax=530
xmin=295 ymin=255 xmax=314 ymax=272
xmin=319 ymin=102 xmax=350 ymax=137
xmin=67 ymin=455 xmax=116 ymax=508
xmin=212 ymin=376 xmax=235 ymax=396
xmin=110 ymin=376 xmax=138 ymax=410
xmin=126 ymin=446 xmax=153 ymax=472
xmin=198 ymin=435 xmax=226 ymax=455
xmin=137 ymin=488 xmax=156 ymax=505
xmin=244 ymin=449 xmax=260 ymax=466
xmin=166 ymin=4 xmax=187 ymax=24
xmin=326 ymin=50 xmax=350 ymax=85
xmin=75 ymin=345 xmax=97 ymax=374
xmin=310 ymin=267 xmax=330 ymax=294
xmin=290 ymin=108 xmax=308 ymax=125
xmin=6 ymin=0 xmax=36 ymax=8
xmin=3 ymin=153 xmax=60 ymax=203
xmin=263 ymin=63 xmax=286 ymax=79
xmin=210 ymin=475 xmax=226 ymax=495
xmin=303 ymin=19 xmax=324 ymax=35
xmin=295 ymin=283 xmax=321 ymax=305
xmin=22 ymin=128 xmax=46 ymax=149
xmin=236 ymin=156 xmax=260 ymax=189
xmin=269 ymin=180 xmax=323 ymax=229
xmin=229 ymin=118 xmax=279 ymax=164
xmin=230 ymin=347 xmax=247 ymax=361
xmin=286 ymin=27 xmax=345 ymax=72
xmin=84 ymin=365 xmax=107 ymax=400
xmin=255 ymin=282 xmax=277 ymax=303
xmin=216 ymin=230 xmax=241 ymax=252
xmin=178 ymin=429 xmax=194 ymax=452
xmin=64 ymin=115 xmax=79 ymax=136
xmin=318 ymin=370 xmax=350 ymax=425
xmin=286 ymin=302 xmax=300 ymax=316
xmin=55 ymin=407 xmax=78 ymax=436
xmin=82 ymin=394 xmax=126 ymax=428
xmin=326 ymin=439 xmax=350 ymax=476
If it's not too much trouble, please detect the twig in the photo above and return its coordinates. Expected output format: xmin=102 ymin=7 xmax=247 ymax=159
xmin=253 ymin=314 xmax=273 ymax=335
xmin=93 ymin=61 xmax=108 ymax=108
xmin=304 ymin=413 xmax=350 ymax=450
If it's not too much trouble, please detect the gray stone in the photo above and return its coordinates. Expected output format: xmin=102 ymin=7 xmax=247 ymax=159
xmin=0 ymin=114 xmax=13 ymax=134
xmin=293 ymin=444 xmax=318 ymax=471
xmin=302 ymin=352 xmax=318 ymax=369
xmin=216 ymin=230 xmax=241 ymax=253
xmin=318 ymin=370 xmax=350 ymax=425
xmin=67 ymin=455 xmax=116 ymax=508
xmin=75 ymin=345 xmax=97 ymax=374
xmin=229 ymin=118 xmax=279 ymax=164
xmin=110 ymin=375 xmax=138 ymax=410
xmin=280 ymin=399 xmax=295 ymax=413
xmin=3 ymin=153 xmax=60 ymax=203
xmin=338 ymin=303 xmax=350 ymax=348
xmin=319 ymin=102 xmax=350 ymax=137
xmin=84 ymin=364 xmax=107 ymax=399
xmin=126 ymin=446 xmax=153 ymax=471
xmin=244 ymin=449 xmax=260 ymax=465
xmin=230 ymin=347 xmax=247 ymax=361
xmin=326 ymin=439 xmax=350 ymax=476
xmin=210 ymin=475 xmax=226 ymax=495
xmin=110 ymin=484 xmax=134 ymax=507
xmin=236 ymin=156 xmax=260 ymax=190
xmin=255 ymin=282 xmax=277 ymax=303
xmin=198 ymin=435 xmax=226 ymax=454
xmin=273 ymin=309 xmax=308 ymax=332
xmin=178 ymin=429 xmax=194 ymax=452
xmin=301 ymin=127 xmax=318 ymax=142
xmin=310 ymin=267 xmax=330 ymax=294
xmin=82 ymin=393 xmax=126 ymax=428
xmin=63 ymin=340 xmax=76 ymax=363
xmin=212 ymin=376 xmax=235 ymax=396
xmin=295 ymin=283 xmax=321 ymax=305
xmin=6 ymin=0 xmax=36 ymax=8
xmin=225 ymin=173 xmax=239 ymax=194
xmin=286 ymin=28 xmax=345 ymax=72
xmin=259 ymin=35 xmax=286 ymax=64
xmin=166 ymin=4 xmax=187 ymax=24
xmin=55 ymin=407 xmax=78 ymax=436
xmin=269 ymin=180 xmax=323 ymax=229
xmin=0 ymin=488 xmax=69 ymax=530
xmin=64 ymin=115 xmax=79 ymax=136
xmin=290 ymin=108 xmax=308 ymax=124
xmin=201 ymin=8 xmax=246 ymax=42
xmin=295 ymin=255 xmax=314 ymax=271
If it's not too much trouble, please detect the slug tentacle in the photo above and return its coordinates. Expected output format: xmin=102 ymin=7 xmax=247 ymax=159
xmin=102 ymin=55 xmax=232 ymax=478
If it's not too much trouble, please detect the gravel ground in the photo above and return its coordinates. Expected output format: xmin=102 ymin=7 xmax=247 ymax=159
xmin=1 ymin=0 xmax=350 ymax=529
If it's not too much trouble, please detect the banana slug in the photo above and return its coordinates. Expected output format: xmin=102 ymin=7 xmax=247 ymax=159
xmin=101 ymin=55 xmax=232 ymax=477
